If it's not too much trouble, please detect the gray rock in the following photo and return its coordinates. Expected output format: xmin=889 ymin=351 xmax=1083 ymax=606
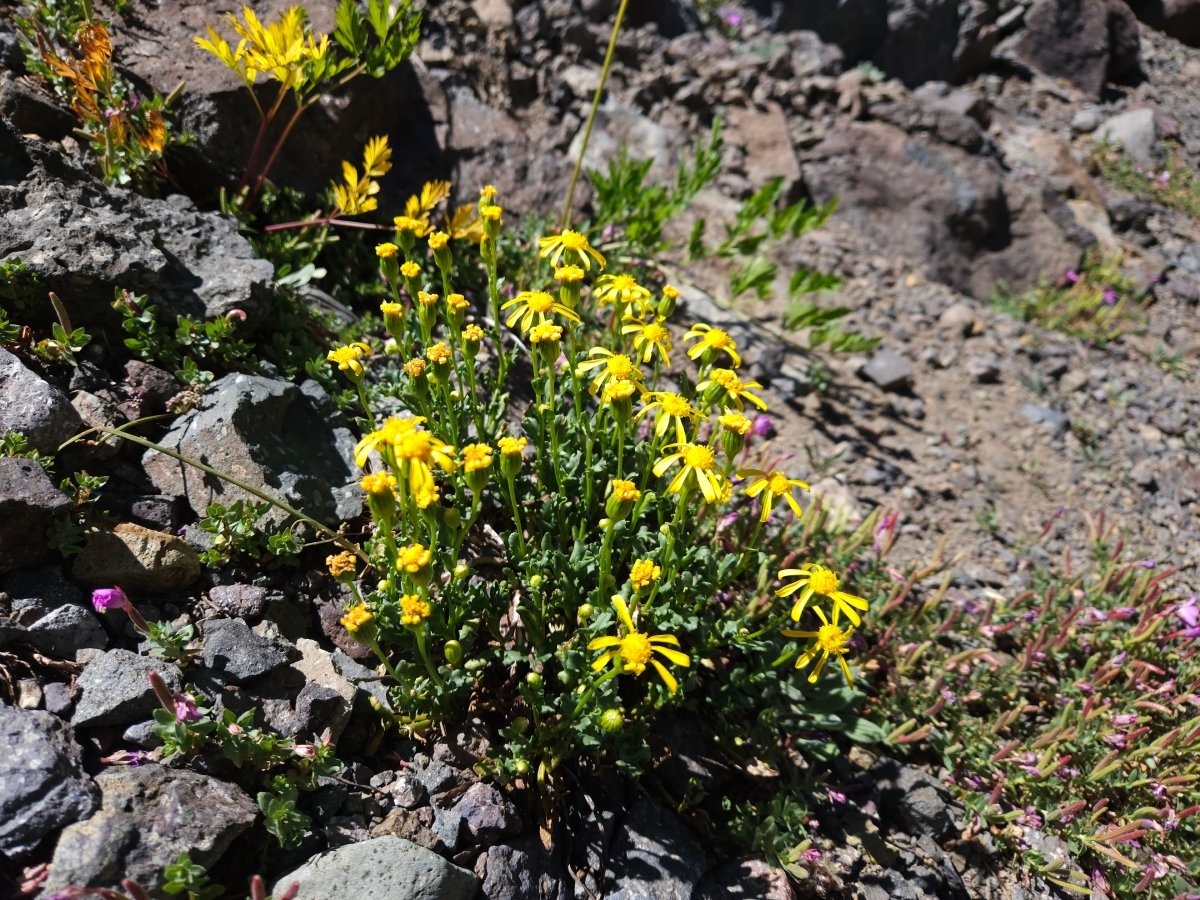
xmin=1071 ymin=107 xmax=1104 ymax=133
xmin=1095 ymin=108 xmax=1161 ymax=168
xmin=1013 ymin=0 xmax=1140 ymax=100
xmin=0 ymin=456 xmax=70 ymax=573
xmin=42 ymin=681 xmax=78 ymax=716
xmin=0 ymin=121 xmax=272 ymax=330
xmin=605 ymin=799 xmax=706 ymax=900
xmin=432 ymin=804 xmax=465 ymax=851
xmin=417 ymin=758 xmax=469 ymax=796
xmin=964 ymin=352 xmax=1002 ymax=384
xmin=201 ymin=617 xmax=292 ymax=684
xmin=802 ymin=121 xmax=1087 ymax=301
xmin=142 ymin=373 xmax=361 ymax=527
xmin=27 ymin=602 xmax=108 ymax=657
xmin=273 ymin=835 xmax=480 ymax=900
xmin=44 ymin=764 xmax=257 ymax=896
xmin=862 ymin=347 xmax=914 ymax=392
xmin=0 ymin=348 xmax=85 ymax=454
xmin=71 ymin=649 xmax=183 ymax=729
xmin=455 ymin=782 xmax=522 ymax=844
xmin=479 ymin=839 xmax=571 ymax=900
xmin=0 ymin=706 xmax=99 ymax=857
xmin=1020 ymin=403 xmax=1068 ymax=438
xmin=888 ymin=765 xmax=958 ymax=841
xmin=1129 ymin=458 xmax=1158 ymax=489
xmin=207 ymin=583 xmax=270 ymax=618
xmin=2 ymin=566 xmax=82 ymax=622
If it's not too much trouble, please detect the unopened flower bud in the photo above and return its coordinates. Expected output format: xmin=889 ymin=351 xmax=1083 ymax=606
xmin=599 ymin=708 xmax=624 ymax=733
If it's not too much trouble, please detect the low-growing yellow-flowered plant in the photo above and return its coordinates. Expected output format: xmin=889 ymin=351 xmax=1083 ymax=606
xmin=314 ymin=177 xmax=876 ymax=783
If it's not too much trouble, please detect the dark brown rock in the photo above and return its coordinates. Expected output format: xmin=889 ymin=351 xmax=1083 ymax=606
xmin=1015 ymin=0 xmax=1141 ymax=99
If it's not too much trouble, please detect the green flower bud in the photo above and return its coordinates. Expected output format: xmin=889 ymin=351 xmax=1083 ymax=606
xmin=577 ymin=603 xmax=594 ymax=622
xmin=529 ymin=574 xmax=543 ymax=589
xmin=599 ymin=708 xmax=624 ymax=733
xmin=525 ymin=671 xmax=543 ymax=690
xmin=513 ymin=758 xmax=530 ymax=776
xmin=444 ymin=640 xmax=463 ymax=668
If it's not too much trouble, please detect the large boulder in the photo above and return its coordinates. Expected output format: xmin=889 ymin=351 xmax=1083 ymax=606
xmin=801 ymin=121 xmax=1091 ymax=300
xmin=0 ymin=347 xmax=85 ymax=453
xmin=142 ymin=373 xmax=361 ymax=528
xmin=1123 ymin=0 xmax=1200 ymax=46
xmin=0 ymin=122 xmax=274 ymax=332
xmin=43 ymin=764 xmax=257 ymax=896
xmin=1014 ymin=0 xmax=1141 ymax=100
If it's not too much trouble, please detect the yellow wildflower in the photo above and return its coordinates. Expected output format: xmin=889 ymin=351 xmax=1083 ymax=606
xmin=327 ymin=342 xmax=372 ymax=378
xmin=697 ymin=368 xmax=768 ymax=411
xmin=447 ymin=293 xmax=469 ymax=313
xmin=417 ymin=290 xmax=439 ymax=307
xmin=529 ymin=322 xmax=564 ymax=344
xmin=719 ymin=412 xmax=753 ymax=435
xmin=353 ymin=416 xmax=422 ymax=467
xmin=500 ymin=290 xmax=580 ymax=334
xmin=652 ymin=441 xmax=723 ymax=504
xmin=400 ymin=261 xmax=422 ymax=279
xmin=554 ymin=265 xmax=585 ymax=284
xmin=462 ymin=443 xmax=494 ymax=473
xmin=622 ymin=316 xmax=672 ymax=366
xmin=739 ymin=469 xmax=810 ymax=522
xmin=777 ymin=563 xmax=869 ymax=627
xmin=376 ymin=242 xmax=399 ymax=259
xmin=636 ymin=391 xmax=700 ymax=444
xmin=575 ymin=348 xmax=643 ymax=395
xmin=480 ymin=204 xmax=502 ymax=221
xmin=588 ymin=596 xmax=689 ymax=694
xmin=326 ymin=551 xmax=357 ymax=579
xmin=426 ymin=342 xmax=453 ymax=365
xmin=782 ymin=606 xmax=856 ymax=686
xmin=602 ymin=378 xmax=638 ymax=404
xmin=396 ymin=543 xmax=432 ymax=574
xmin=499 ymin=436 xmax=527 ymax=457
xmin=684 ymin=322 xmax=742 ymax=368
xmin=629 ymin=559 xmax=662 ymax=592
xmin=594 ymin=274 xmax=652 ymax=315
xmin=480 ymin=184 xmax=499 ymax=200
xmin=538 ymin=229 xmax=606 ymax=270
xmin=399 ymin=593 xmax=431 ymax=627
xmin=360 ymin=472 xmax=395 ymax=495
xmin=428 ymin=231 xmax=450 ymax=251
xmin=404 ymin=358 xmax=427 ymax=378
xmin=394 ymin=215 xmax=428 ymax=237
xmin=340 ymin=604 xmax=373 ymax=634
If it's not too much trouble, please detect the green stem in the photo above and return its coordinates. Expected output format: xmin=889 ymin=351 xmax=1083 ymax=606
xmin=505 ymin=476 xmax=527 ymax=556
xmin=559 ymin=0 xmax=630 ymax=231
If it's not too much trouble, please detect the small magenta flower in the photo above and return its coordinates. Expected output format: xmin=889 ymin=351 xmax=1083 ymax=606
xmin=93 ymin=586 xmax=150 ymax=631
xmin=173 ymin=693 xmax=201 ymax=723
xmin=92 ymin=586 xmax=128 ymax=613
xmin=1064 ymin=269 xmax=1080 ymax=283
xmin=1103 ymin=288 xmax=1117 ymax=306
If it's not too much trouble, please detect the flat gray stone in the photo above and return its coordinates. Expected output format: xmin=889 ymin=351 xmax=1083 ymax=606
xmin=201 ymin=617 xmax=292 ymax=683
xmin=71 ymin=649 xmax=183 ymax=729
xmin=273 ymin=835 xmax=480 ymax=900
xmin=0 ymin=706 xmax=99 ymax=857
xmin=43 ymin=764 xmax=256 ymax=895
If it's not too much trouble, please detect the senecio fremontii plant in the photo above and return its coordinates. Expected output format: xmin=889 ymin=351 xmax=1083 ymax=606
xmin=323 ymin=184 xmax=872 ymax=781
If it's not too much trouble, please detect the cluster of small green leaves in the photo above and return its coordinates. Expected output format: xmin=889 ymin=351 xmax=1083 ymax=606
xmin=866 ymin=512 xmax=1198 ymax=897
xmin=197 ymin=500 xmax=303 ymax=568
xmin=992 ymin=254 xmax=1146 ymax=345
xmin=1 ymin=431 xmax=53 ymax=470
xmin=1090 ymin=140 xmax=1200 ymax=221
xmin=1 ymin=292 xmax=91 ymax=368
xmin=116 ymin=290 xmax=257 ymax=387
xmin=45 ymin=470 xmax=109 ymax=557
xmin=152 ymin=691 xmax=343 ymax=848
